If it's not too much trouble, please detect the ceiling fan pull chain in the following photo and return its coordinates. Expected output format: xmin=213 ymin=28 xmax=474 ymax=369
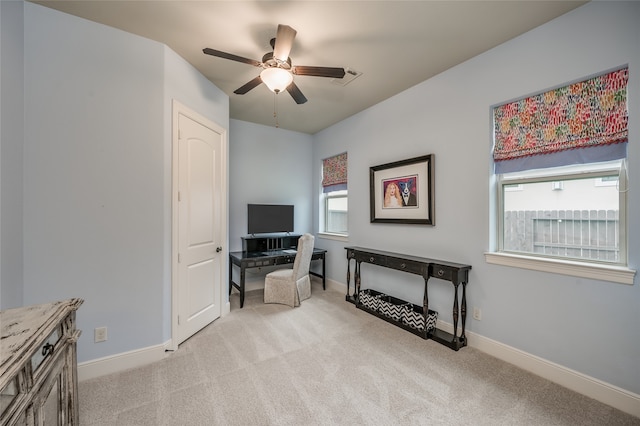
xmin=273 ymin=93 xmax=279 ymax=128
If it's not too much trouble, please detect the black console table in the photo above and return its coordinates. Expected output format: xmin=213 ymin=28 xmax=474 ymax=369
xmin=229 ymin=234 xmax=326 ymax=308
xmin=345 ymin=247 xmax=471 ymax=350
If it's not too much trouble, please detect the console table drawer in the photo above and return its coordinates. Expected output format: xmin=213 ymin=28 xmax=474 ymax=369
xmin=431 ymin=264 xmax=455 ymax=281
xmin=386 ymin=257 xmax=426 ymax=275
xmin=355 ymin=253 xmax=386 ymax=266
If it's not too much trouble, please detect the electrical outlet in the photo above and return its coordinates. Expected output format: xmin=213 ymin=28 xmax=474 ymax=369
xmin=94 ymin=327 xmax=108 ymax=343
xmin=473 ymin=307 xmax=482 ymax=321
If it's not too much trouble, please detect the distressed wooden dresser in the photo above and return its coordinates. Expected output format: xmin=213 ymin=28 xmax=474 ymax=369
xmin=1 ymin=298 xmax=83 ymax=425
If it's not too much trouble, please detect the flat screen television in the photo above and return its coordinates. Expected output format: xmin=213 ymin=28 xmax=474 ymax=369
xmin=247 ymin=204 xmax=294 ymax=235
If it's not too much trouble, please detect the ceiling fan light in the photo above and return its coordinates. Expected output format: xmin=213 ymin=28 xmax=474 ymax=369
xmin=260 ymin=67 xmax=293 ymax=93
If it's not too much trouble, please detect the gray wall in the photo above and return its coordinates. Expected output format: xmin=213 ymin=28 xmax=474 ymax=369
xmin=312 ymin=1 xmax=640 ymax=395
xmin=228 ymin=119 xmax=313 ymax=252
xmin=3 ymin=2 xmax=228 ymax=362
xmin=0 ymin=0 xmax=25 ymax=310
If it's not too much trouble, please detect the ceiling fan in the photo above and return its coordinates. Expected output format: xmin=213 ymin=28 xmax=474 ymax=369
xmin=203 ymin=24 xmax=346 ymax=104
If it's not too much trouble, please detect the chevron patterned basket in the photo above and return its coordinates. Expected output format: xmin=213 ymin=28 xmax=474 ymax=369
xmin=377 ymin=295 xmax=412 ymax=321
xmin=358 ymin=289 xmax=382 ymax=312
xmin=402 ymin=307 xmax=438 ymax=332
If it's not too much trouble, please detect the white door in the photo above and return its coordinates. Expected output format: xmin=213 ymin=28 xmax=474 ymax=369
xmin=173 ymin=101 xmax=226 ymax=346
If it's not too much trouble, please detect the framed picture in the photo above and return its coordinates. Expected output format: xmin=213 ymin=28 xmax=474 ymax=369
xmin=370 ymin=154 xmax=434 ymax=225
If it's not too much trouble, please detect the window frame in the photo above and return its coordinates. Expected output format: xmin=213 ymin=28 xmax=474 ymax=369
xmin=320 ymin=189 xmax=348 ymax=239
xmin=487 ymin=160 xmax=635 ymax=285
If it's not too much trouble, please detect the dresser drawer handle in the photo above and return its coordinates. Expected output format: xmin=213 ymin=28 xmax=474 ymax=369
xmin=41 ymin=343 xmax=54 ymax=358
xmin=370 ymin=257 xmax=375 ymax=262
xmin=437 ymin=269 xmax=445 ymax=276
xmin=400 ymin=263 xmax=406 ymax=269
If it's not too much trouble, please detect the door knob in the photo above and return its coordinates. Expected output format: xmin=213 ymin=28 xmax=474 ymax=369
xmin=216 ymin=247 xmax=222 ymax=252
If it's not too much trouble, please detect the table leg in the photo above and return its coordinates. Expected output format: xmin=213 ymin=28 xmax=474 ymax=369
xmin=346 ymin=258 xmax=351 ymax=301
xmin=322 ymin=254 xmax=326 ymax=290
xmin=355 ymin=261 xmax=361 ymax=302
xmin=240 ymin=265 xmax=246 ymax=308
xmin=460 ymin=283 xmax=467 ymax=345
xmin=452 ymin=283 xmax=460 ymax=343
xmin=228 ymin=257 xmax=233 ymax=297
xmin=423 ymin=275 xmax=430 ymax=333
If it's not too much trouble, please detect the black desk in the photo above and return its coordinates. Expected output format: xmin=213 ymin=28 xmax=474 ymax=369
xmin=229 ymin=249 xmax=327 ymax=308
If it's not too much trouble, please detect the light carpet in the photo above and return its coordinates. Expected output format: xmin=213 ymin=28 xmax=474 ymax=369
xmin=79 ymin=283 xmax=639 ymax=425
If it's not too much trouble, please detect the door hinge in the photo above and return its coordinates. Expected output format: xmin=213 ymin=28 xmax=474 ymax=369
xmin=178 ymin=191 xmax=181 ymax=202
xmin=178 ymin=315 xmax=180 ymax=325
xmin=178 ymin=253 xmax=181 ymax=263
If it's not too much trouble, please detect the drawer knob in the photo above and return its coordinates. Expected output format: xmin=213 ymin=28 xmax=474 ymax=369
xmin=400 ymin=263 xmax=406 ymax=269
xmin=370 ymin=257 xmax=375 ymax=262
xmin=438 ymin=269 xmax=444 ymax=276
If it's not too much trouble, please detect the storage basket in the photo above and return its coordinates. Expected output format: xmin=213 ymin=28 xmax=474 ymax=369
xmin=402 ymin=306 xmax=438 ymax=332
xmin=377 ymin=295 xmax=412 ymax=321
xmin=358 ymin=289 xmax=382 ymax=312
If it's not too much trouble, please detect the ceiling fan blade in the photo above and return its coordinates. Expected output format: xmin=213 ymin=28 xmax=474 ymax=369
xmin=203 ymin=48 xmax=262 ymax=67
xmin=286 ymin=82 xmax=307 ymax=104
xmin=273 ymin=25 xmax=297 ymax=62
xmin=233 ymin=76 xmax=263 ymax=95
xmin=292 ymin=66 xmax=346 ymax=79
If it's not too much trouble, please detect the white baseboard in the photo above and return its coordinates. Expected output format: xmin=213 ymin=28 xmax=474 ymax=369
xmin=77 ymin=341 xmax=171 ymax=382
xmin=436 ymin=321 xmax=640 ymax=418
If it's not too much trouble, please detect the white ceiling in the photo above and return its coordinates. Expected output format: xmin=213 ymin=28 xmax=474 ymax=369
xmin=33 ymin=1 xmax=586 ymax=134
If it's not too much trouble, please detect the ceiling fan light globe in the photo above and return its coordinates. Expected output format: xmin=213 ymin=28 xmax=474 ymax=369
xmin=260 ymin=67 xmax=293 ymax=94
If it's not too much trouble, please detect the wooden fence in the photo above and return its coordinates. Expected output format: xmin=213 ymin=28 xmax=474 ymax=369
xmin=504 ymin=210 xmax=619 ymax=262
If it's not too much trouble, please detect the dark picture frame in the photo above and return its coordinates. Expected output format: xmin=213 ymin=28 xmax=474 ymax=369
xmin=370 ymin=154 xmax=434 ymax=225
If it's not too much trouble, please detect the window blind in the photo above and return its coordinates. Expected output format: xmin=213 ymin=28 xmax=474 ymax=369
xmin=493 ymin=67 xmax=628 ymax=173
xmin=322 ymin=152 xmax=347 ymax=193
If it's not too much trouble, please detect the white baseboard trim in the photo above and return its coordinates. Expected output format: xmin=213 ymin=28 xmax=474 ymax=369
xmin=436 ymin=321 xmax=640 ymax=418
xmin=77 ymin=341 xmax=171 ymax=382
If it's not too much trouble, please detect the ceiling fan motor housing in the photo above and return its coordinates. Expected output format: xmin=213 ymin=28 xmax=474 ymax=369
xmin=261 ymin=52 xmax=292 ymax=70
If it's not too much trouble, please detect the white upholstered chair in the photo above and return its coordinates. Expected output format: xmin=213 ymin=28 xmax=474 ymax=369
xmin=263 ymin=233 xmax=315 ymax=307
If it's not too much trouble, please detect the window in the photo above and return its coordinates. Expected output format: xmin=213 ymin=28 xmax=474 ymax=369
xmin=321 ymin=153 xmax=348 ymax=236
xmin=487 ymin=67 xmax=635 ymax=284
xmin=324 ymin=190 xmax=348 ymax=235
xmin=498 ymin=160 xmax=626 ymax=264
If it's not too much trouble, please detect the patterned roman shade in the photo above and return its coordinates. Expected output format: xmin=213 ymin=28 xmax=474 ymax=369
xmin=322 ymin=152 xmax=348 ymax=193
xmin=493 ymin=67 xmax=628 ymax=173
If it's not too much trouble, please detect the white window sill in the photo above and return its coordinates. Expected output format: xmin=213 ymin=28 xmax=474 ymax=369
xmin=318 ymin=232 xmax=349 ymax=243
xmin=485 ymin=252 xmax=636 ymax=285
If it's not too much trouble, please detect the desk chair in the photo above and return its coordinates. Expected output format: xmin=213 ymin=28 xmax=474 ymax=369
xmin=264 ymin=233 xmax=315 ymax=307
